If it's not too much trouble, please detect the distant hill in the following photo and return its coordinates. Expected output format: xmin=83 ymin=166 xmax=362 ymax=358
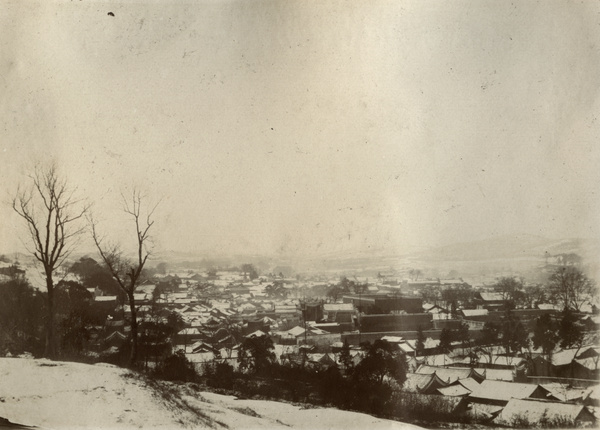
xmin=415 ymin=234 xmax=600 ymax=263
xmin=5 ymin=234 xmax=599 ymax=281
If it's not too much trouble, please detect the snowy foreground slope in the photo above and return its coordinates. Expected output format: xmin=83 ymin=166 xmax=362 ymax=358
xmin=0 ymin=358 xmax=421 ymax=430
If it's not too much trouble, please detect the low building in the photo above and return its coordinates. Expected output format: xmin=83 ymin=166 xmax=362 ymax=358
xmin=495 ymin=398 xmax=595 ymax=427
xmin=343 ymin=294 xmax=423 ymax=314
xmin=404 ymin=372 xmax=449 ymax=394
xmin=416 ymin=365 xmax=485 ymax=384
xmin=468 ymin=380 xmax=553 ymax=406
xmin=359 ymin=313 xmax=433 ymax=333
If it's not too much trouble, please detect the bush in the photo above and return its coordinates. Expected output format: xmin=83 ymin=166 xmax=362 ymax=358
xmin=154 ymin=350 xmax=198 ymax=382
xmin=206 ymin=361 xmax=235 ymax=390
xmin=392 ymin=392 xmax=472 ymax=424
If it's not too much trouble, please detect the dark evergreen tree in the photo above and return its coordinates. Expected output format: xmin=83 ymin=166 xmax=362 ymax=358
xmin=416 ymin=325 xmax=426 ymax=355
xmin=480 ymin=321 xmax=500 ymax=345
xmin=438 ymin=328 xmax=453 ymax=354
xmin=501 ymin=310 xmax=529 ymax=354
xmin=456 ymin=322 xmax=470 ymax=348
xmin=533 ymin=313 xmax=559 ymax=374
xmin=238 ymin=335 xmax=275 ymax=375
xmin=558 ymin=308 xmax=584 ymax=350
xmin=339 ymin=339 xmax=354 ymax=373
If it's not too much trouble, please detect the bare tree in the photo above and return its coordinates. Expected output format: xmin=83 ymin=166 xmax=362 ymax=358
xmin=91 ymin=190 xmax=158 ymax=366
xmin=549 ymin=266 xmax=597 ymax=312
xmin=11 ymin=163 xmax=88 ymax=358
xmin=495 ymin=276 xmax=523 ymax=307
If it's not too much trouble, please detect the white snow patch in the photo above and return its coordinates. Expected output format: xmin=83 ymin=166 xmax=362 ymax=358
xmin=0 ymin=357 xmax=422 ymax=430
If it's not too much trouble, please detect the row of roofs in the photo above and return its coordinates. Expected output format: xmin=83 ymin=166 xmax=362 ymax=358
xmin=405 ymin=364 xmax=598 ymax=426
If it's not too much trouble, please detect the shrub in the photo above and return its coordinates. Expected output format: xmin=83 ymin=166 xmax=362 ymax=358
xmin=206 ymin=361 xmax=235 ymax=390
xmin=154 ymin=350 xmax=198 ymax=382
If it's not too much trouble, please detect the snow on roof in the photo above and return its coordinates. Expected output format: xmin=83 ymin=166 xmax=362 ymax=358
xmin=497 ymin=398 xmax=593 ymax=425
xmin=381 ymin=336 xmax=403 ymax=343
xmin=178 ymin=328 xmax=200 ymax=335
xmin=537 ymin=303 xmax=559 ymax=310
xmin=436 ymin=384 xmax=471 ymax=397
xmin=457 ymin=378 xmax=481 ymax=392
xmin=478 ymin=355 xmax=525 ymax=367
xmin=474 ymin=367 xmax=514 ymax=381
xmin=423 ymin=354 xmax=455 ymax=367
xmin=460 ymin=309 xmax=488 ymax=317
xmin=399 ymin=343 xmax=415 ymax=354
xmin=323 ymin=303 xmax=354 ymax=312
xmin=542 ymin=383 xmax=589 ymax=402
xmin=185 ymin=352 xmax=215 ymax=363
xmin=416 ymin=365 xmax=483 ymax=383
xmin=469 ymin=380 xmax=543 ymax=402
xmin=94 ymin=296 xmax=117 ymax=302
xmin=285 ymin=326 xmax=306 ymax=337
xmin=478 ymin=292 xmax=505 ymax=302
xmin=551 ymin=348 xmax=580 ymax=366
xmin=585 ymin=385 xmax=600 ymax=402
xmin=403 ymin=373 xmax=442 ymax=393
xmin=245 ymin=330 xmax=267 ymax=338
xmin=575 ymin=357 xmax=600 ymax=371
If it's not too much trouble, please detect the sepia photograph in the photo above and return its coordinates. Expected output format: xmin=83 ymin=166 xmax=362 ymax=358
xmin=0 ymin=1 xmax=599 ymax=428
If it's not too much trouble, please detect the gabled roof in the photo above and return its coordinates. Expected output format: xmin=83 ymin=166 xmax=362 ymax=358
xmin=105 ymin=331 xmax=127 ymax=341
xmin=436 ymin=384 xmax=471 ymax=397
xmin=551 ymin=348 xmax=583 ymax=366
xmin=245 ymin=330 xmax=267 ymax=338
xmin=542 ymin=383 xmax=589 ymax=403
xmin=189 ymin=341 xmax=214 ymax=354
xmin=574 ymin=357 xmax=600 ymax=371
xmin=404 ymin=373 xmax=449 ymax=394
xmin=469 ymin=380 xmax=548 ymax=403
xmin=456 ymin=377 xmax=481 ymax=393
xmin=497 ymin=398 xmax=595 ymax=425
xmin=576 ymin=346 xmax=600 ymax=359
xmin=416 ymin=365 xmax=485 ymax=383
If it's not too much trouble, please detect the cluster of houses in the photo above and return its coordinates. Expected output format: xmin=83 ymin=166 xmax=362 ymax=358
xmin=403 ymin=361 xmax=598 ymax=426
xmin=75 ymin=267 xmax=600 ymax=427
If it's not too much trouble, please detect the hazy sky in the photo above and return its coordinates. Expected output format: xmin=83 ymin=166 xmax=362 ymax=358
xmin=1 ymin=1 xmax=600 ymax=258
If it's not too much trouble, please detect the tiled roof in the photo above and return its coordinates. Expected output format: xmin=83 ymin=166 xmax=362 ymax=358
xmin=469 ymin=380 xmax=544 ymax=402
xmin=416 ymin=365 xmax=484 ymax=383
xmin=497 ymin=398 xmax=594 ymax=425
xmin=404 ymin=373 xmax=449 ymax=394
xmin=436 ymin=384 xmax=471 ymax=397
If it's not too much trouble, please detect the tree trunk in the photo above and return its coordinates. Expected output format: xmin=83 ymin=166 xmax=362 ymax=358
xmin=129 ymin=292 xmax=138 ymax=367
xmin=45 ymin=270 xmax=56 ymax=359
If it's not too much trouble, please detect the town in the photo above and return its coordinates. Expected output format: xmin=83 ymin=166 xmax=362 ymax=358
xmin=1 ymin=249 xmax=597 ymax=428
xmin=2 ymin=1 xmax=599 ymax=428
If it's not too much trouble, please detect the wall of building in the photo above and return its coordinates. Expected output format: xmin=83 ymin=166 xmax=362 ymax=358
xmin=359 ymin=313 xmax=433 ymax=332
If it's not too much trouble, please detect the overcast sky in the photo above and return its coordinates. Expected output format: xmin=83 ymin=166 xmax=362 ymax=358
xmin=1 ymin=0 xmax=599 ymax=259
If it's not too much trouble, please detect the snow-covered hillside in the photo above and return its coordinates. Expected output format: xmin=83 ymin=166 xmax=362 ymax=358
xmin=0 ymin=358 xmax=421 ymax=429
